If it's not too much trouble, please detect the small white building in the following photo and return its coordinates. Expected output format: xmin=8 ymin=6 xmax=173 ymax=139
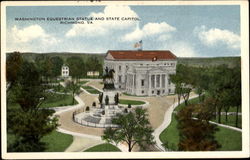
xmin=61 ymin=64 xmax=69 ymax=77
xmin=104 ymin=50 xmax=177 ymax=96
xmin=87 ymin=71 xmax=100 ymax=77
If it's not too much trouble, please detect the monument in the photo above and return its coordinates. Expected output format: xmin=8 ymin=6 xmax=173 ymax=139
xmin=73 ymin=67 xmax=124 ymax=128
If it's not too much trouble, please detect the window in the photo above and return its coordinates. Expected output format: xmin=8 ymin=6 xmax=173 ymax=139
xmin=156 ymin=75 xmax=160 ymax=87
xmin=168 ymin=79 xmax=171 ymax=85
xmin=141 ymin=90 xmax=144 ymax=94
xmin=141 ymin=79 xmax=144 ymax=86
xmin=162 ymin=90 xmax=165 ymax=93
xmin=152 ymin=91 xmax=154 ymax=94
xmin=119 ymin=85 xmax=121 ymax=88
xmin=162 ymin=75 xmax=165 ymax=87
xmin=151 ymin=75 xmax=155 ymax=88
xmin=118 ymin=75 xmax=122 ymax=83
xmin=169 ymin=89 xmax=171 ymax=93
xmin=119 ymin=65 xmax=121 ymax=71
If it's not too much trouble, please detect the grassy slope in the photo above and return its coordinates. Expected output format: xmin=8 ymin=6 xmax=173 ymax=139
xmin=40 ymin=94 xmax=78 ymax=108
xmin=119 ymin=99 xmax=145 ymax=105
xmin=82 ymin=85 xmax=101 ymax=94
xmin=41 ymin=130 xmax=73 ymax=152
xmin=7 ymin=131 xmax=73 ymax=152
xmin=84 ymin=143 xmax=121 ymax=152
xmin=159 ymin=97 xmax=242 ymax=151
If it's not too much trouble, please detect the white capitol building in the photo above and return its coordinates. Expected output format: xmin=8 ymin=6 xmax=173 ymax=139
xmin=104 ymin=50 xmax=177 ymax=96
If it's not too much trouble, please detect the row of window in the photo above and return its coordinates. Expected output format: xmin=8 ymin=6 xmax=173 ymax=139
xmin=117 ymin=63 xmax=176 ymax=71
xmin=140 ymin=89 xmax=172 ymax=94
xmin=62 ymin=67 xmax=68 ymax=70
xmin=62 ymin=71 xmax=68 ymax=74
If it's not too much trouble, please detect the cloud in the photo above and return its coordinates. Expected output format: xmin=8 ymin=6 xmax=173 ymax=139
xmin=66 ymin=5 xmax=139 ymax=37
xmin=194 ymin=25 xmax=240 ymax=49
xmin=121 ymin=22 xmax=176 ymax=42
xmin=7 ymin=25 xmax=59 ymax=52
xmin=164 ymin=41 xmax=197 ymax=57
xmin=11 ymin=25 xmax=58 ymax=45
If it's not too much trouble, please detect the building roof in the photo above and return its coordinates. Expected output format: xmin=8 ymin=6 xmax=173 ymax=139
xmin=106 ymin=50 xmax=177 ymax=61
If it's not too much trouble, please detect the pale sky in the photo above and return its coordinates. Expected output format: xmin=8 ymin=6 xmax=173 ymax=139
xmin=6 ymin=5 xmax=240 ymax=57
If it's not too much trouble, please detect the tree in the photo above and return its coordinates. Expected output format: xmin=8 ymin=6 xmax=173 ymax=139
xmin=66 ymin=56 xmax=85 ymax=80
xmin=102 ymin=107 xmax=155 ymax=152
xmin=50 ymin=56 xmax=64 ymax=78
xmin=170 ymin=64 xmax=193 ymax=106
xmin=7 ymin=60 xmax=58 ymax=152
xmin=11 ymin=61 xmax=45 ymax=111
xmin=6 ymin=52 xmax=23 ymax=89
xmin=85 ymin=56 xmax=103 ymax=77
xmin=65 ymin=80 xmax=81 ymax=104
xmin=176 ymin=101 xmax=220 ymax=151
xmin=35 ymin=55 xmax=53 ymax=82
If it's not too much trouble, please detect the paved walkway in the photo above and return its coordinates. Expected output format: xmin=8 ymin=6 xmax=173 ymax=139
xmin=153 ymin=95 xmax=199 ymax=151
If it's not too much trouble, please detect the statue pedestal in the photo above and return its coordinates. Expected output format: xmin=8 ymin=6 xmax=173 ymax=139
xmin=102 ymin=89 xmax=117 ymax=105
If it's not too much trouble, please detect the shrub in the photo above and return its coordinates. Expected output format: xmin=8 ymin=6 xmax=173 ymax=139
xmin=86 ymin=106 xmax=90 ymax=111
xmin=124 ymin=108 xmax=128 ymax=113
xmin=128 ymin=104 xmax=132 ymax=108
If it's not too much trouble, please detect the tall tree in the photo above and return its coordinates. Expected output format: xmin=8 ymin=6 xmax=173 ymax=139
xmin=102 ymin=107 xmax=155 ymax=152
xmin=50 ymin=56 xmax=64 ymax=78
xmin=7 ymin=60 xmax=58 ymax=152
xmin=66 ymin=56 xmax=85 ymax=80
xmin=85 ymin=56 xmax=103 ymax=77
xmin=6 ymin=52 xmax=23 ymax=88
xmin=65 ymin=79 xmax=81 ymax=104
xmin=176 ymin=101 xmax=220 ymax=151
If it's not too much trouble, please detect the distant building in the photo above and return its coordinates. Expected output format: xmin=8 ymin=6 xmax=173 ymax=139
xmin=61 ymin=64 xmax=69 ymax=77
xmin=104 ymin=50 xmax=177 ymax=96
xmin=87 ymin=71 xmax=100 ymax=77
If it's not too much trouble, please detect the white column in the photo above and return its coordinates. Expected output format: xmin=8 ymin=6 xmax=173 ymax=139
xmin=159 ymin=74 xmax=162 ymax=89
xmin=148 ymin=74 xmax=151 ymax=95
xmin=154 ymin=74 xmax=157 ymax=88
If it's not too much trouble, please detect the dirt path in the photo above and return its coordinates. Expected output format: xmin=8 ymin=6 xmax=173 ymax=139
xmin=57 ymin=92 xmax=105 ymax=136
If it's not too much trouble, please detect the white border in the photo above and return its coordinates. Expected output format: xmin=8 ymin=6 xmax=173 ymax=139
xmin=1 ymin=1 xmax=249 ymax=159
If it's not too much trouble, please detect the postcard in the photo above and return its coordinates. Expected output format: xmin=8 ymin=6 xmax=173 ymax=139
xmin=1 ymin=0 xmax=249 ymax=159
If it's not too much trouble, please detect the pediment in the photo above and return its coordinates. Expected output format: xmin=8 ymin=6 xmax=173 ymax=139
xmin=106 ymin=52 xmax=114 ymax=60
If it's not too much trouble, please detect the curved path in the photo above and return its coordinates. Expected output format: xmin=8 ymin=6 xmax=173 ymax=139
xmin=153 ymin=95 xmax=199 ymax=151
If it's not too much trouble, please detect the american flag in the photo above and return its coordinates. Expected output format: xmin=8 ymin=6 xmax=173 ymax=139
xmin=134 ymin=40 xmax=142 ymax=48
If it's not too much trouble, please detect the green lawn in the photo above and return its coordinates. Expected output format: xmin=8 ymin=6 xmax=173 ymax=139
xmin=52 ymin=84 xmax=68 ymax=93
xmin=122 ymin=93 xmax=146 ymax=97
xmin=40 ymin=94 xmax=78 ymax=108
xmin=84 ymin=143 xmax=121 ymax=152
xmin=119 ymin=99 xmax=145 ymax=105
xmin=78 ymin=80 xmax=88 ymax=85
xmin=159 ymin=96 xmax=242 ymax=151
xmin=7 ymin=131 xmax=73 ymax=152
xmin=41 ymin=130 xmax=73 ymax=152
xmin=82 ymin=86 xmax=101 ymax=94
xmin=159 ymin=116 xmax=242 ymax=151
xmin=174 ymin=97 xmax=200 ymax=112
xmin=211 ymin=115 xmax=242 ymax=129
